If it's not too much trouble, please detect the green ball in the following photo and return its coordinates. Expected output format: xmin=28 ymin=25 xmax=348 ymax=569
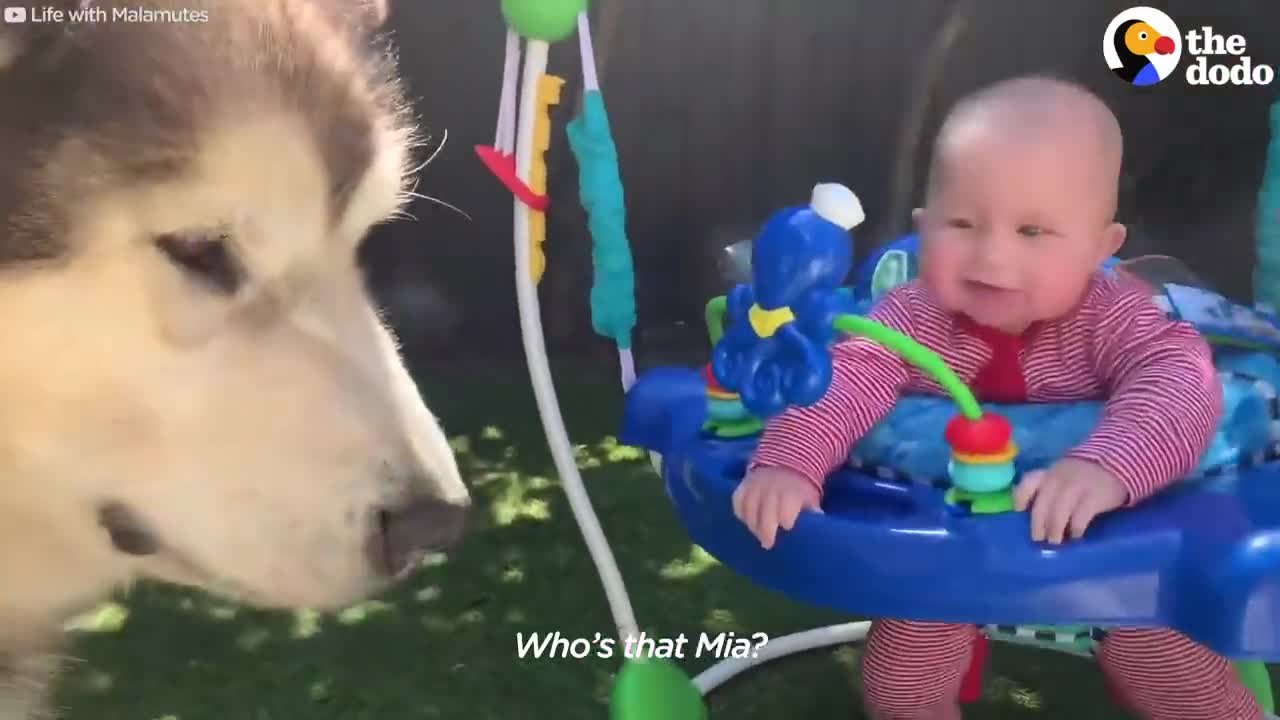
xmin=501 ymin=0 xmax=587 ymax=42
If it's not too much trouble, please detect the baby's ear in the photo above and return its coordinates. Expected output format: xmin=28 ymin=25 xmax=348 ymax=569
xmin=1100 ymin=222 xmax=1127 ymax=261
xmin=911 ymin=208 xmax=925 ymax=232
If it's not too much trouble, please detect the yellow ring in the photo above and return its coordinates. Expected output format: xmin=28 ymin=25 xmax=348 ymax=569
xmin=952 ymin=442 xmax=1018 ymax=464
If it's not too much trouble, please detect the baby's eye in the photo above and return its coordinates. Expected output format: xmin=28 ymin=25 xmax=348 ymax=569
xmin=947 ymin=218 xmax=973 ymax=229
xmin=1018 ymin=225 xmax=1045 ymax=237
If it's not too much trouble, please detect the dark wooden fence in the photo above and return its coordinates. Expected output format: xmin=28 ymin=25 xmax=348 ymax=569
xmin=361 ymin=0 xmax=1280 ymax=362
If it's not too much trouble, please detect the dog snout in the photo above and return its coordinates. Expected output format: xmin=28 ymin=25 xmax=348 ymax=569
xmin=366 ymin=493 xmax=470 ymax=578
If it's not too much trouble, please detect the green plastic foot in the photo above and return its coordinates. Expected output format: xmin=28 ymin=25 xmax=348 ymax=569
xmin=945 ymin=487 xmax=1015 ymax=514
xmin=611 ymin=657 xmax=707 ymax=720
xmin=1235 ymin=660 xmax=1275 ymax=713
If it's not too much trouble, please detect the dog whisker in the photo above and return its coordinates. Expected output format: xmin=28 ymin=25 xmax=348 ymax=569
xmin=402 ymin=190 xmax=471 ymax=221
xmin=404 ymin=127 xmax=448 ymax=179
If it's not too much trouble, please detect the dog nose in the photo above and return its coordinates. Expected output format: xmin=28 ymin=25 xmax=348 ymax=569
xmin=367 ymin=495 xmax=469 ymax=577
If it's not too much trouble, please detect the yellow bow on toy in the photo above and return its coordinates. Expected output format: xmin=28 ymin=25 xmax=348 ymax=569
xmin=748 ymin=304 xmax=795 ymax=338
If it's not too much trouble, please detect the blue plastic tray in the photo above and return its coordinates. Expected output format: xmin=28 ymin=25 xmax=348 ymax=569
xmin=623 ymin=367 xmax=1280 ymax=660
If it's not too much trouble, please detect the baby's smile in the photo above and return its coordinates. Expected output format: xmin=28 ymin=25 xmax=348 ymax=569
xmin=964 ymin=278 xmax=1018 ymax=294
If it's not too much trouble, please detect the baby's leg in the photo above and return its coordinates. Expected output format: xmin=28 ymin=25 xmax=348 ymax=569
xmin=861 ymin=619 xmax=977 ymax=720
xmin=1097 ymin=628 xmax=1262 ymax=720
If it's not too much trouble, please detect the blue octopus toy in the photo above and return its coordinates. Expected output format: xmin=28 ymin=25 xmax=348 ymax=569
xmin=711 ymin=183 xmax=865 ymax=418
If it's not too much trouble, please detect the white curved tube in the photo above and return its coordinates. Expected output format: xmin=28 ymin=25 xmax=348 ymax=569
xmin=692 ymin=622 xmax=870 ymax=694
xmin=577 ymin=11 xmax=599 ymax=93
xmin=495 ymin=29 xmax=520 ymax=153
xmin=619 ymin=347 xmax=636 ymax=391
xmin=513 ymin=38 xmax=640 ymax=647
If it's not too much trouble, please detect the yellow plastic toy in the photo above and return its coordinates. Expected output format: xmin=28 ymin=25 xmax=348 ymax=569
xmin=528 ymin=74 xmax=564 ymax=284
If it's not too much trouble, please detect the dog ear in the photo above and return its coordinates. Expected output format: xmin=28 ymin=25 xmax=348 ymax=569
xmin=0 ymin=24 xmax=43 ymax=71
xmin=0 ymin=0 xmax=79 ymax=70
xmin=356 ymin=0 xmax=391 ymax=33
xmin=316 ymin=0 xmax=392 ymax=39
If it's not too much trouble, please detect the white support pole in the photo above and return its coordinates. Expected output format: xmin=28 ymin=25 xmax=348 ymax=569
xmin=619 ymin=347 xmax=636 ymax=391
xmin=692 ymin=622 xmax=870 ymax=694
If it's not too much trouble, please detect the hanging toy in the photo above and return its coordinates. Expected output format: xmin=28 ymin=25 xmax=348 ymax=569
xmin=477 ymin=0 xmax=636 ymax=389
xmin=1255 ymin=99 xmax=1280 ymax=313
xmin=480 ymin=4 xmax=699 ymax=719
xmin=476 ymin=0 xmax=586 ymax=282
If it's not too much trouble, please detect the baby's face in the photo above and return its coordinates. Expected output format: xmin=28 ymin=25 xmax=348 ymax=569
xmin=917 ymin=127 xmax=1123 ymax=334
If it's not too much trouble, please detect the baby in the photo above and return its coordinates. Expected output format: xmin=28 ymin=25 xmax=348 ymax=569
xmin=734 ymin=75 xmax=1259 ymax=720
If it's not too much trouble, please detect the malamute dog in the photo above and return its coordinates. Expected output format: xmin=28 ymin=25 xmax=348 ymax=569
xmin=0 ymin=0 xmax=470 ymax=715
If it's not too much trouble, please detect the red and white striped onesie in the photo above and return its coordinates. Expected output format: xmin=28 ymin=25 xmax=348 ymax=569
xmin=749 ymin=272 xmax=1260 ymax=719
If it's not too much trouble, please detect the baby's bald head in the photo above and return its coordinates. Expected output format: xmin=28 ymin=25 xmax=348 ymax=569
xmin=926 ymin=75 xmax=1124 ymax=219
xmin=915 ymin=75 xmax=1130 ymax=334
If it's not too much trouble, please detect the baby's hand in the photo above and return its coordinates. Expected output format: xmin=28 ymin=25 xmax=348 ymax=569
xmin=732 ymin=466 xmax=822 ymax=549
xmin=1012 ymin=458 xmax=1127 ymax=544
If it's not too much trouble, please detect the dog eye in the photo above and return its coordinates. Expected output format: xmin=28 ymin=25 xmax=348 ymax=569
xmin=155 ymin=231 xmax=243 ymax=294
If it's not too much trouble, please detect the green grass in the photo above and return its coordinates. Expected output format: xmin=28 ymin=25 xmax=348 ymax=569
xmin=52 ymin=362 xmax=1148 ymax=719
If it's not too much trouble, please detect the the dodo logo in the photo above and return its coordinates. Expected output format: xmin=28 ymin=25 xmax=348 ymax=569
xmin=1104 ymin=7 xmax=1181 ymax=86
xmin=1104 ymin=7 xmax=1275 ymax=87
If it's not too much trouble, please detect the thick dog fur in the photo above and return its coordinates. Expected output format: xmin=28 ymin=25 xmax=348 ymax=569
xmin=0 ymin=1 xmax=470 ymax=716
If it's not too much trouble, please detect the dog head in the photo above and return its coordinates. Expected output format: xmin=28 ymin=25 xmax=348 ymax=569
xmin=0 ymin=0 xmax=470 ymax=615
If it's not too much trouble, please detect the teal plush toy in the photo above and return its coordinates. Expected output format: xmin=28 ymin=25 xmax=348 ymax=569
xmin=1255 ymin=100 xmax=1280 ymax=312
